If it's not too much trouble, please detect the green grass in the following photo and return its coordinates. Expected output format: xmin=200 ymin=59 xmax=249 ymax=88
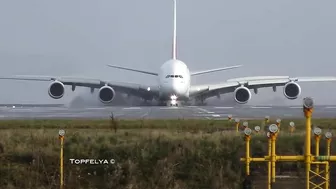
xmin=0 ymin=118 xmax=335 ymax=130
xmin=0 ymin=118 xmax=335 ymax=189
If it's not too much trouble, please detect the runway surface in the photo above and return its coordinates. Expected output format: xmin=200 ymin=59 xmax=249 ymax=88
xmin=0 ymin=105 xmax=335 ymax=120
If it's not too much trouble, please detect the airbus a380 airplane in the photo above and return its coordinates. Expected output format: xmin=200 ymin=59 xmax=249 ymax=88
xmin=1 ymin=0 xmax=336 ymax=106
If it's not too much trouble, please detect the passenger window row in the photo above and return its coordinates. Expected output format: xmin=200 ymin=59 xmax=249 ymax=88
xmin=165 ymin=75 xmax=183 ymax=78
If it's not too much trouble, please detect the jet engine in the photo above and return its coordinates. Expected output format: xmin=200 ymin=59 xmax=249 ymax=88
xmin=98 ymin=86 xmax=116 ymax=103
xmin=48 ymin=81 xmax=65 ymax=99
xmin=234 ymin=86 xmax=251 ymax=104
xmin=283 ymin=81 xmax=301 ymax=99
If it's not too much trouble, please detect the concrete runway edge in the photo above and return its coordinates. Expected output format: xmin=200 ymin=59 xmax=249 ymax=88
xmin=0 ymin=105 xmax=335 ymax=120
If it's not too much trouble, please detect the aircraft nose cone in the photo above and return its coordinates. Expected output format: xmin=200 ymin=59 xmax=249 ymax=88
xmin=172 ymin=81 xmax=187 ymax=95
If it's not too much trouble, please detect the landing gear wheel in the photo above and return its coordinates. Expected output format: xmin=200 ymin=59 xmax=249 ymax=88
xmin=167 ymin=101 xmax=180 ymax=106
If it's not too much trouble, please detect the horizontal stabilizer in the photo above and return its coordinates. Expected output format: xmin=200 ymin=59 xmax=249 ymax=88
xmin=107 ymin=65 xmax=158 ymax=76
xmin=190 ymin=65 xmax=242 ymax=76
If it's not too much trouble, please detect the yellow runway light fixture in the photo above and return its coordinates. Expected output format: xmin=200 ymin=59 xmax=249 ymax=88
xmin=325 ymin=131 xmax=332 ymax=156
xmin=58 ymin=129 xmax=65 ymax=189
xmin=269 ymin=124 xmax=278 ymax=183
xmin=244 ymin=127 xmax=252 ymax=136
xmin=325 ymin=131 xmax=332 ymax=188
xmin=289 ymin=121 xmax=295 ymax=135
xmin=325 ymin=132 xmax=332 ymax=139
xmin=269 ymin=124 xmax=279 ymax=134
xmin=303 ymin=97 xmax=314 ymax=108
xmin=267 ymin=131 xmax=272 ymax=189
xmin=325 ymin=132 xmax=332 ymax=140
xmin=239 ymin=97 xmax=336 ymax=189
xmin=243 ymin=127 xmax=252 ymax=176
xmin=243 ymin=121 xmax=248 ymax=128
xmin=303 ymin=97 xmax=313 ymax=189
xmin=228 ymin=114 xmax=232 ymax=121
xmin=276 ymin=118 xmax=281 ymax=132
xmin=264 ymin=116 xmax=270 ymax=132
xmin=313 ymin=127 xmax=322 ymax=174
xmin=226 ymin=114 xmax=233 ymax=130
xmin=235 ymin=118 xmax=240 ymax=133
xmin=254 ymin=126 xmax=261 ymax=133
xmin=313 ymin=126 xmax=322 ymax=136
xmin=313 ymin=127 xmax=322 ymax=136
xmin=59 ymin=129 xmax=65 ymax=138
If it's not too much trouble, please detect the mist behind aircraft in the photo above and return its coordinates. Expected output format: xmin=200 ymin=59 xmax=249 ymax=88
xmin=0 ymin=0 xmax=335 ymax=106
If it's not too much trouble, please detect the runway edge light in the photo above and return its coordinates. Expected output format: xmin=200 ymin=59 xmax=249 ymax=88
xmin=289 ymin=121 xmax=295 ymax=135
xmin=289 ymin=121 xmax=295 ymax=127
xmin=303 ymin=97 xmax=314 ymax=109
xmin=228 ymin=114 xmax=232 ymax=121
xmin=59 ymin=129 xmax=65 ymax=189
xmin=325 ymin=131 xmax=332 ymax=139
xmin=59 ymin=129 xmax=65 ymax=137
xmin=265 ymin=116 xmax=270 ymax=123
xmin=244 ymin=127 xmax=252 ymax=136
xmin=313 ymin=127 xmax=322 ymax=136
xmin=269 ymin=124 xmax=278 ymax=133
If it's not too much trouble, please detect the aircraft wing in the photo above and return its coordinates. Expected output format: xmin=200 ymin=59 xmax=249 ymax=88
xmin=0 ymin=75 xmax=160 ymax=99
xmin=107 ymin=65 xmax=158 ymax=76
xmin=189 ymin=76 xmax=336 ymax=99
xmin=190 ymin=65 xmax=242 ymax=76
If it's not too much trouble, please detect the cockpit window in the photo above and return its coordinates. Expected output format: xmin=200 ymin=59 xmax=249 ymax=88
xmin=166 ymin=75 xmax=183 ymax=78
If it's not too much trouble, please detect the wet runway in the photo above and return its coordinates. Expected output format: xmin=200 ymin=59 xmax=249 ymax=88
xmin=0 ymin=105 xmax=335 ymax=120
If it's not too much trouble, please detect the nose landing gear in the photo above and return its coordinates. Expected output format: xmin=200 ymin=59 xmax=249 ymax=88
xmin=167 ymin=100 xmax=180 ymax=106
xmin=168 ymin=94 xmax=179 ymax=106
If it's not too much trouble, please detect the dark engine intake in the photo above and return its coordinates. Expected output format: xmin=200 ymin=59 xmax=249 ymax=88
xmin=283 ymin=82 xmax=301 ymax=99
xmin=234 ymin=86 xmax=251 ymax=104
xmin=48 ymin=81 xmax=65 ymax=99
xmin=98 ymin=86 xmax=115 ymax=103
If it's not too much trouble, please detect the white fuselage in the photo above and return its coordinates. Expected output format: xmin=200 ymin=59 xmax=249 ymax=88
xmin=158 ymin=59 xmax=190 ymax=101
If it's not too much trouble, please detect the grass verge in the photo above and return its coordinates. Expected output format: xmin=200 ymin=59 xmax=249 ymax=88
xmin=0 ymin=118 xmax=335 ymax=189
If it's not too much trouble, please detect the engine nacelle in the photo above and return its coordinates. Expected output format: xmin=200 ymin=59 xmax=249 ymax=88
xmin=48 ymin=81 xmax=65 ymax=99
xmin=234 ymin=86 xmax=251 ymax=104
xmin=283 ymin=82 xmax=301 ymax=99
xmin=98 ymin=86 xmax=116 ymax=103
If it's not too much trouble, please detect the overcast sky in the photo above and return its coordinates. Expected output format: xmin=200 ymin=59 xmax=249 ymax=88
xmin=0 ymin=0 xmax=335 ymax=105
